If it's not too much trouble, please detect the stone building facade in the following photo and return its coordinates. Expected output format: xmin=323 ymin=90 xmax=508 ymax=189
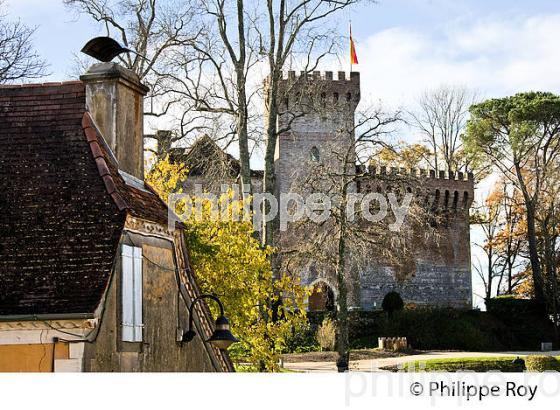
xmin=274 ymin=70 xmax=473 ymax=310
xmin=179 ymin=70 xmax=474 ymax=311
xmin=0 ymin=64 xmax=233 ymax=372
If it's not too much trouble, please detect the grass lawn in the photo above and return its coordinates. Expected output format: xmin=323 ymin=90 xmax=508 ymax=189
xmin=382 ymin=355 xmax=560 ymax=372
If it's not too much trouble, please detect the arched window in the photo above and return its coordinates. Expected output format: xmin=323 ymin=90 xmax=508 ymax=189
xmin=310 ymin=146 xmax=320 ymax=162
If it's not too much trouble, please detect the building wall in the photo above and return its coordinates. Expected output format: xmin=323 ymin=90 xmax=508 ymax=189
xmin=272 ymin=71 xmax=474 ymax=310
xmin=274 ymin=71 xmax=360 ymax=197
xmin=181 ymin=70 xmax=474 ymax=311
xmin=83 ymin=232 xmax=218 ymax=372
xmin=0 ymin=342 xmax=69 ymax=372
xmin=355 ymin=169 xmax=474 ymax=309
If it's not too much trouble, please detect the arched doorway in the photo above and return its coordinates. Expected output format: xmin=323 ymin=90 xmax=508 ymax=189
xmin=308 ymin=281 xmax=336 ymax=312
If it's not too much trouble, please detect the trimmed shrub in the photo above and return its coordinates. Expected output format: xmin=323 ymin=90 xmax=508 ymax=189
xmin=382 ymin=291 xmax=404 ymax=315
xmin=525 ymin=355 xmax=560 ymax=372
xmin=486 ymin=296 xmax=553 ymax=350
xmin=316 ymin=317 xmax=336 ymax=351
xmin=347 ymin=306 xmax=556 ymax=351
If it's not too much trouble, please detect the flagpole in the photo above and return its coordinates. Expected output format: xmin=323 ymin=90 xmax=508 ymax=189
xmin=349 ymin=20 xmax=352 ymax=74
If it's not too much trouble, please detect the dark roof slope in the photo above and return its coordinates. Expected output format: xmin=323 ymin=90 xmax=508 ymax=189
xmin=0 ymin=82 xmax=173 ymax=316
xmin=82 ymin=113 xmax=173 ymax=227
xmin=0 ymin=82 xmax=126 ymax=316
xmin=170 ymin=135 xmax=263 ymax=178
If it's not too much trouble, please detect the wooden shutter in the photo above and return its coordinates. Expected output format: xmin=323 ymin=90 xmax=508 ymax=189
xmin=121 ymin=244 xmax=143 ymax=342
xmin=132 ymin=246 xmax=143 ymax=341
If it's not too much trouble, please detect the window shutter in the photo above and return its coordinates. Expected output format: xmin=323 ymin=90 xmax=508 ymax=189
xmin=121 ymin=245 xmax=135 ymax=342
xmin=122 ymin=244 xmax=143 ymax=342
xmin=133 ymin=246 xmax=143 ymax=341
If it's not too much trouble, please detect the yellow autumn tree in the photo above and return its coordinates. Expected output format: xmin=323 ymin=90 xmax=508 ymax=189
xmin=146 ymin=157 xmax=309 ymax=371
xmin=369 ymin=142 xmax=432 ymax=169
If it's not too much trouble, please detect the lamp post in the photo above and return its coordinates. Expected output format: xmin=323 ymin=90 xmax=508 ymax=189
xmin=182 ymin=294 xmax=238 ymax=350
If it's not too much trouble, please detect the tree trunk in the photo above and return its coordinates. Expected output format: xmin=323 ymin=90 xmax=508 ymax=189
xmin=234 ymin=0 xmax=251 ymax=199
xmin=336 ymin=182 xmax=349 ymax=372
xmin=236 ymin=80 xmax=252 ymax=198
xmin=336 ymin=233 xmax=349 ymax=372
xmin=262 ymin=70 xmax=280 ymax=250
xmin=514 ymin=163 xmax=545 ymax=302
xmin=525 ymin=202 xmax=545 ymax=302
xmin=487 ymin=248 xmax=493 ymax=300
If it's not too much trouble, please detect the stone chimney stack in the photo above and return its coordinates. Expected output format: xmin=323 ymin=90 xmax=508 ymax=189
xmin=80 ymin=62 xmax=149 ymax=180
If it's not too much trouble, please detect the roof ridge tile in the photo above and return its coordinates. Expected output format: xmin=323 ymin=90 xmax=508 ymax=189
xmin=82 ymin=112 xmax=129 ymax=212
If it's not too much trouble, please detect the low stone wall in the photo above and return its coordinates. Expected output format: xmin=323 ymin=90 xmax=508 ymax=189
xmin=378 ymin=337 xmax=408 ymax=351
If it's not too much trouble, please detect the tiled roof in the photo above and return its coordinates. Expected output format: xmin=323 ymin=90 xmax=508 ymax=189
xmin=170 ymin=135 xmax=263 ymax=178
xmin=82 ymin=113 xmax=174 ymax=227
xmin=0 ymin=80 xmax=233 ymax=371
xmin=0 ymin=82 xmax=174 ymax=315
xmin=0 ymin=82 xmax=126 ymax=315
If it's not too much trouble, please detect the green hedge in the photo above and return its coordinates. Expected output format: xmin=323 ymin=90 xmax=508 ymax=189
xmin=486 ymin=296 xmax=545 ymax=318
xmin=525 ymin=355 xmax=560 ymax=372
xmin=288 ymin=304 xmax=555 ymax=353
xmin=347 ymin=307 xmax=555 ymax=351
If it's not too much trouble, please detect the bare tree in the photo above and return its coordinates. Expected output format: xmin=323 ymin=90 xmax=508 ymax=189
xmin=260 ymin=0 xmax=371 ymax=249
xmin=495 ymin=181 xmax=524 ymax=294
xmin=168 ymin=0 xmax=365 ymax=201
xmin=472 ymin=178 xmax=525 ymax=300
xmin=0 ymin=0 xmax=47 ymax=83
xmin=157 ymin=0 xmax=264 ymax=195
xmin=64 ymin=0 xmax=199 ymax=152
xmin=471 ymin=194 xmax=502 ymax=301
xmin=279 ymin=105 xmax=435 ymax=371
xmin=408 ymin=85 xmax=477 ymax=174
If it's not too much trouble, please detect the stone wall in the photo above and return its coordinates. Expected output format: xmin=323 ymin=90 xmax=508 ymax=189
xmin=272 ymin=70 xmax=474 ymax=310
xmin=274 ymin=71 xmax=360 ymax=197
xmin=354 ymin=168 xmax=474 ymax=309
xmin=83 ymin=233 xmax=219 ymax=372
xmin=181 ymin=69 xmax=475 ymax=311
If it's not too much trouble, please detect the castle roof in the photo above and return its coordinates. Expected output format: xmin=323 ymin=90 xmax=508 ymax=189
xmin=172 ymin=134 xmax=263 ymax=179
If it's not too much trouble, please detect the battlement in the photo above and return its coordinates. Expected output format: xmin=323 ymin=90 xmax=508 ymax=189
xmin=357 ymin=164 xmax=475 ymax=211
xmin=363 ymin=164 xmax=474 ymax=182
xmin=280 ymin=70 xmax=360 ymax=83
xmin=273 ymin=70 xmax=360 ymax=111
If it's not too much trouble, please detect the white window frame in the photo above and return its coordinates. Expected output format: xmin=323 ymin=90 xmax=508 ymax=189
xmin=121 ymin=244 xmax=143 ymax=342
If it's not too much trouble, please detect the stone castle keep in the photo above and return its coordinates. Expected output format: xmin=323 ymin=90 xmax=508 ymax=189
xmin=179 ymin=70 xmax=474 ymax=310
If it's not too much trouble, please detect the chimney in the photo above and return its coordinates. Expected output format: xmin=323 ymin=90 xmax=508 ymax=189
xmin=80 ymin=62 xmax=149 ymax=180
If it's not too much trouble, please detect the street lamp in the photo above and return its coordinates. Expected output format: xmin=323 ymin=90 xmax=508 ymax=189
xmin=181 ymin=294 xmax=238 ymax=350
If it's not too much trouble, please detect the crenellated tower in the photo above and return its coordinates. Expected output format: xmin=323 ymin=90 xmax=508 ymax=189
xmin=268 ymin=69 xmax=474 ymax=310
xmin=273 ymin=70 xmax=360 ymax=195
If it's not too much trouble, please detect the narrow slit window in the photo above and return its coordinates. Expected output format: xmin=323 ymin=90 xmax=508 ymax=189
xmin=122 ymin=244 xmax=143 ymax=342
xmin=310 ymin=146 xmax=320 ymax=162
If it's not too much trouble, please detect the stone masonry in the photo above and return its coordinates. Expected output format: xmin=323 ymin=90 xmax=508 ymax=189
xmin=180 ymin=70 xmax=474 ymax=310
xmin=272 ymin=70 xmax=474 ymax=310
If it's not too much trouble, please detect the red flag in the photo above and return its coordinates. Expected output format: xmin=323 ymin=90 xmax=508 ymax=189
xmin=350 ymin=25 xmax=358 ymax=65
